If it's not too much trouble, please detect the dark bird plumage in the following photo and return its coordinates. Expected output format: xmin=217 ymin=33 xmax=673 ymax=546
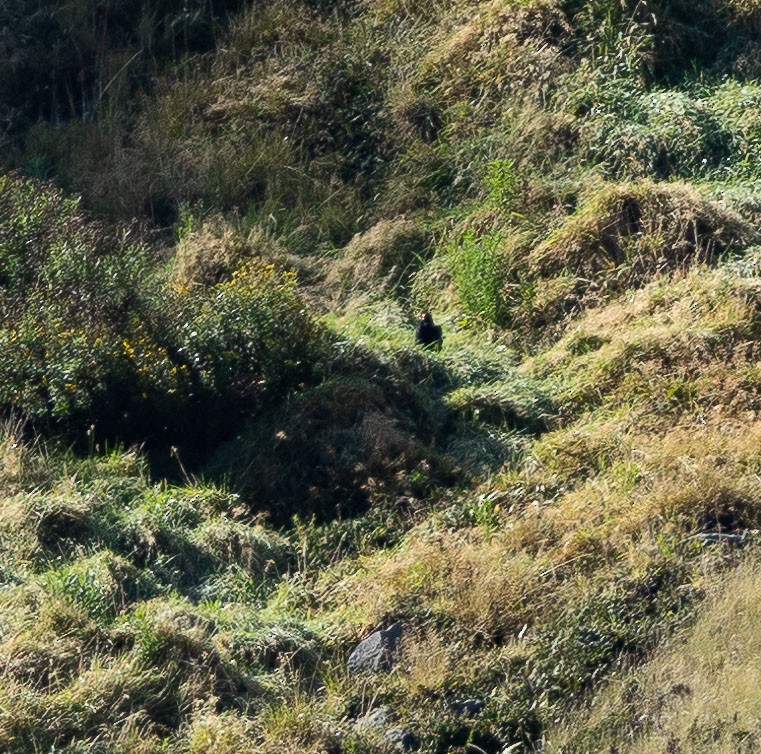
xmin=415 ymin=312 xmax=443 ymax=350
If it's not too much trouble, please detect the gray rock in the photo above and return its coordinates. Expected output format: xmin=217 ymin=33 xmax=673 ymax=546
xmin=354 ymin=705 xmax=419 ymax=751
xmin=451 ymin=698 xmax=484 ymax=716
xmin=347 ymin=623 xmax=403 ymax=674
xmin=357 ymin=706 xmax=398 ymax=731
xmin=384 ymin=727 xmax=420 ymax=751
xmin=689 ymin=531 xmax=747 ymax=545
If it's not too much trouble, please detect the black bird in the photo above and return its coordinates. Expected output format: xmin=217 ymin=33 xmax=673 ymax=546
xmin=415 ymin=312 xmax=443 ymax=350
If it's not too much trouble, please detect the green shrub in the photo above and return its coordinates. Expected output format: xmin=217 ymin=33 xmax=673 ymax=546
xmin=179 ymin=260 xmax=319 ymax=402
xmin=448 ymin=230 xmax=512 ymax=326
xmin=485 ymin=158 xmax=519 ymax=207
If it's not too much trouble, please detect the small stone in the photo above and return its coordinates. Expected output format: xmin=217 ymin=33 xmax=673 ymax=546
xmin=347 ymin=623 xmax=403 ymax=674
xmin=451 ymin=698 xmax=484 ymax=716
xmin=384 ymin=727 xmax=420 ymax=751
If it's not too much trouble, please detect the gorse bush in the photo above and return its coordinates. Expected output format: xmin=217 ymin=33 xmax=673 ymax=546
xmin=0 ymin=173 xmax=323 ymax=459
xmin=176 ymin=260 xmax=318 ymax=403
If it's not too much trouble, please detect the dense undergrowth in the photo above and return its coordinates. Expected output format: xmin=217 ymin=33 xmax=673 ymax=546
xmin=4 ymin=0 xmax=761 ymax=752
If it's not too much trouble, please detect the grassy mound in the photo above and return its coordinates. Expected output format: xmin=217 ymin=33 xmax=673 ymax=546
xmin=6 ymin=0 xmax=761 ymax=751
xmin=327 ymin=216 xmax=431 ymax=302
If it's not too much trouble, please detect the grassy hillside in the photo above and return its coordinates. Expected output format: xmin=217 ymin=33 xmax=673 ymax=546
xmin=3 ymin=0 xmax=761 ymax=752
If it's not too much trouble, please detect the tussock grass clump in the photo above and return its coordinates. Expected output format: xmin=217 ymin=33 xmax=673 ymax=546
xmin=531 ymin=179 xmax=744 ymax=281
xmin=445 ymin=374 xmax=551 ymax=434
xmin=115 ymin=484 xmax=294 ymax=598
xmin=415 ymin=0 xmax=572 ymax=109
xmin=0 ymin=489 xmax=99 ymax=565
xmin=328 ymin=216 xmax=431 ymax=300
xmin=46 ymin=551 xmax=159 ymax=625
xmin=528 ymin=265 xmax=761 ymax=417
xmin=522 ymin=179 xmax=753 ymax=330
xmin=172 ymin=212 xmax=257 ymax=288
xmin=183 ymin=711 xmax=261 ymax=754
xmin=190 ymin=519 xmax=292 ymax=575
xmin=0 ymin=596 xmax=98 ymax=694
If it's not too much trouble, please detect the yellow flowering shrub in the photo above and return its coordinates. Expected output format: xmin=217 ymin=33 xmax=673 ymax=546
xmin=0 ymin=174 xmax=321 ymax=451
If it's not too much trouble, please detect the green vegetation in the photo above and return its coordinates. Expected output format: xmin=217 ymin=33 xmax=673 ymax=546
xmin=3 ymin=0 xmax=761 ymax=751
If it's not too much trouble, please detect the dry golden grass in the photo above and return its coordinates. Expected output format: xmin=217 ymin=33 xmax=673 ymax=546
xmin=544 ymin=553 xmax=761 ymax=753
xmin=527 ymin=265 xmax=761 ymax=414
xmin=323 ymin=520 xmax=563 ymax=642
xmin=172 ymin=215 xmax=254 ymax=288
xmin=361 ymin=0 xmax=454 ymax=23
xmin=0 ymin=421 xmax=28 ymax=493
xmin=0 ymin=602 xmax=91 ymax=694
xmin=0 ymin=479 xmax=105 ymax=572
xmin=255 ymin=695 xmax=341 ymax=754
xmin=506 ymin=405 xmax=761 ymax=576
xmin=727 ymin=0 xmax=761 ymax=32
xmin=326 ymin=217 xmax=429 ymax=302
xmin=415 ymin=0 xmax=572 ymax=107
xmin=184 ymin=710 xmax=262 ymax=754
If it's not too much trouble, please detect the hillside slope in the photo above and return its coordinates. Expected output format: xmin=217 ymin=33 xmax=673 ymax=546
xmin=2 ymin=0 xmax=761 ymax=752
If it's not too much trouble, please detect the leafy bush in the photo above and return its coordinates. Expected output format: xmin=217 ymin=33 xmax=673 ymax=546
xmin=484 ymin=158 xmax=520 ymax=207
xmin=178 ymin=261 xmax=318 ymax=403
